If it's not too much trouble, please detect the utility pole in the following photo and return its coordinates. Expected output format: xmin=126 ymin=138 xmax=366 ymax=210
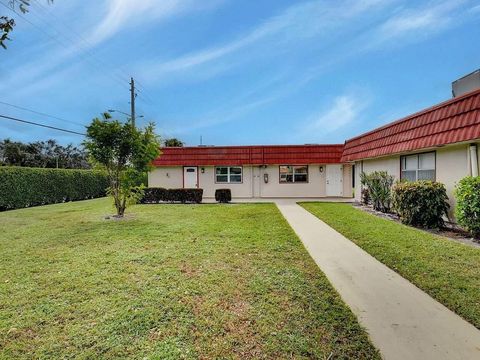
xmin=130 ymin=77 xmax=136 ymax=128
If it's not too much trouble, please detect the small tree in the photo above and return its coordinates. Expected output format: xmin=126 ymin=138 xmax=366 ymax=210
xmin=84 ymin=113 xmax=160 ymax=217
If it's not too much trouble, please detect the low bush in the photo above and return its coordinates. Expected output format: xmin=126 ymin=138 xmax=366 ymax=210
xmin=0 ymin=166 xmax=108 ymax=211
xmin=455 ymin=176 xmax=480 ymax=238
xmin=215 ymin=189 xmax=232 ymax=203
xmin=392 ymin=180 xmax=450 ymax=228
xmin=141 ymin=188 xmax=203 ymax=204
xmin=360 ymin=171 xmax=394 ymax=212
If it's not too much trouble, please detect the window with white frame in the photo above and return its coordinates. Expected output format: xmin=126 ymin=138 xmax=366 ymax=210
xmin=401 ymin=152 xmax=436 ymax=181
xmin=215 ymin=166 xmax=242 ymax=183
xmin=279 ymin=165 xmax=308 ymax=183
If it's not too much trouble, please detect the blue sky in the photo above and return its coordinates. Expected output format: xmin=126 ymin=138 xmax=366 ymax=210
xmin=1 ymin=0 xmax=480 ymax=146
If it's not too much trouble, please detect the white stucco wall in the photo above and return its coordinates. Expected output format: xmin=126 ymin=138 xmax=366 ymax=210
xmin=148 ymin=167 xmax=183 ymax=188
xmin=343 ymin=164 xmax=354 ymax=198
xmin=353 ymin=143 xmax=478 ymax=217
xmin=353 ymin=156 xmax=401 ymax=202
xmin=148 ymin=164 xmax=353 ymax=198
xmin=199 ymin=166 xmax=253 ymax=198
xmin=436 ymin=143 xmax=473 ymax=216
xmin=259 ymin=165 xmax=326 ymax=197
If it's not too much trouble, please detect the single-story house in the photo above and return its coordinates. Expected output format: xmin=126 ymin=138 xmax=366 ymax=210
xmin=148 ymin=145 xmax=353 ymax=199
xmin=149 ymin=75 xmax=480 ymax=210
xmin=342 ymin=87 xmax=480 ymax=214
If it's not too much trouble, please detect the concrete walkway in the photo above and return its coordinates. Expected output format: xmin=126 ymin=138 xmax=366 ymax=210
xmin=276 ymin=200 xmax=480 ymax=360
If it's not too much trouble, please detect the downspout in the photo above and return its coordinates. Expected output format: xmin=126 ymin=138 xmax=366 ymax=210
xmin=470 ymin=144 xmax=479 ymax=177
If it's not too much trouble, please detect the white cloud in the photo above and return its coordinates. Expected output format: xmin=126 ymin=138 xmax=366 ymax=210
xmin=138 ymin=0 xmax=395 ymax=82
xmin=469 ymin=4 xmax=480 ymax=13
xmin=304 ymin=92 xmax=369 ymax=134
xmin=367 ymin=0 xmax=470 ymax=47
xmin=0 ymin=0 xmax=223 ymax=94
xmin=84 ymin=0 xmax=214 ymax=47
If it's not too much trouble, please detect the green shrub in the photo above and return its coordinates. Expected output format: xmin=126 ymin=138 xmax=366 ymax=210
xmin=361 ymin=188 xmax=370 ymax=205
xmin=360 ymin=171 xmax=394 ymax=212
xmin=141 ymin=188 xmax=203 ymax=204
xmin=392 ymin=180 xmax=450 ymax=228
xmin=215 ymin=189 xmax=232 ymax=203
xmin=455 ymin=176 xmax=480 ymax=238
xmin=0 ymin=166 xmax=108 ymax=211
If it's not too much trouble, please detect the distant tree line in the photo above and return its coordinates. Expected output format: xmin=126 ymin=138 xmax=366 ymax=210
xmin=163 ymin=138 xmax=184 ymax=147
xmin=0 ymin=139 xmax=90 ymax=169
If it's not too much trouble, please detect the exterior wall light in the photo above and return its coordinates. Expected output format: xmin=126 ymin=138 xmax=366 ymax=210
xmin=319 ymin=166 xmax=324 ymax=173
xmin=201 ymin=167 xmax=205 ymax=174
xmin=264 ymin=173 xmax=269 ymax=183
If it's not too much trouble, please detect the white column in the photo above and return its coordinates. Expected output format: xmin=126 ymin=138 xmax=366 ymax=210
xmin=470 ymin=144 xmax=479 ymax=177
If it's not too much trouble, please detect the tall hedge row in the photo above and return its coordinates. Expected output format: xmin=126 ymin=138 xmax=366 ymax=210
xmin=0 ymin=166 xmax=109 ymax=211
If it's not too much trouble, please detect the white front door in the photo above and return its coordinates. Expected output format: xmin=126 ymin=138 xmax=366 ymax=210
xmin=184 ymin=167 xmax=198 ymax=188
xmin=326 ymin=164 xmax=343 ymax=197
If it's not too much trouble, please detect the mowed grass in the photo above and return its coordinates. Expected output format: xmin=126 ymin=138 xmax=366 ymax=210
xmin=300 ymin=202 xmax=480 ymax=329
xmin=0 ymin=199 xmax=379 ymax=359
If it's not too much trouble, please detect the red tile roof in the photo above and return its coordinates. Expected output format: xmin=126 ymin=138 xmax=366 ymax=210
xmin=153 ymin=145 xmax=344 ymax=166
xmin=341 ymin=88 xmax=480 ymax=162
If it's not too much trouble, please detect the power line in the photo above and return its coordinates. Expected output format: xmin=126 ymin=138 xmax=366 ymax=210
xmin=0 ymin=0 xmax=130 ymax=90
xmin=31 ymin=0 xmax=131 ymax=86
xmin=3 ymin=1 xmax=156 ymax=121
xmin=0 ymin=100 xmax=85 ymax=127
xmin=0 ymin=114 xmax=85 ymax=136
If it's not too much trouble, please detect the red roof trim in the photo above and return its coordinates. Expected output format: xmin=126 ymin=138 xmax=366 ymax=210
xmin=341 ymin=88 xmax=480 ymax=162
xmin=153 ymin=144 xmax=344 ymax=166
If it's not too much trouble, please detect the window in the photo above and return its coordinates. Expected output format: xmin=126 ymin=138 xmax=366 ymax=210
xmin=401 ymin=152 xmax=435 ymax=181
xmin=279 ymin=165 xmax=308 ymax=183
xmin=215 ymin=166 xmax=242 ymax=183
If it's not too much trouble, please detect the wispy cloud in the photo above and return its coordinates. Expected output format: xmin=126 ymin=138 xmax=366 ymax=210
xmin=302 ymin=91 xmax=370 ymax=135
xmin=138 ymin=0 xmax=395 ymax=83
xmin=142 ymin=0 xmax=477 ymax=137
xmin=0 ymin=0 xmax=223 ymax=94
xmin=85 ymin=0 xmax=222 ymax=47
xmin=366 ymin=0 xmax=471 ymax=48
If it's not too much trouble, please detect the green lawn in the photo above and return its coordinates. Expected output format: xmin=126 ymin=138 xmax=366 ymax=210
xmin=301 ymin=202 xmax=480 ymax=329
xmin=0 ymin=199 xmax=379 ymax=359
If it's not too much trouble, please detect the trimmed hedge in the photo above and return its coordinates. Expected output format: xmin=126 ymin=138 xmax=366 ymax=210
xmin=215 ymin=189 xmax=232 ymax=203
xmin=392 ymin=180 xmax=450 ymax=228
xmin=0 ymin=166 xmax=108 ymax=211
xmin=141 ymin=188 xmax=203 ymax=204
xmin=455 ymin=176 xmax=480 ymax=238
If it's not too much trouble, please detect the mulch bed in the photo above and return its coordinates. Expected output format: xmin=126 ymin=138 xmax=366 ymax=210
xmin=353 ymin=203 xmax=480 ymax=248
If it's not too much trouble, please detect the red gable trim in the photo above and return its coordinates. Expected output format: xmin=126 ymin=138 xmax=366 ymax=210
xmin=153 ymin=144 xmax=344 ymax=166
xmin=341 ymin=88 xmax=480 ymax=162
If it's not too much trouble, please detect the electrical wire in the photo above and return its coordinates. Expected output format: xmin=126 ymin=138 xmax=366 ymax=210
xmin=0 ymin=100 xmax=85 ymax=127
xmin=0 ymin=0 xmax=129 ymax=89
xmin=0 ymin=114 xmax=86 ymax=136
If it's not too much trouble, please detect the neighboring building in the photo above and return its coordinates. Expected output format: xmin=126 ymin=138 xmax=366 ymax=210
xmin=342 ymin=87 xmax=480 ymax=214
xmin=149 ymin=145 xmax=353 ymax=199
